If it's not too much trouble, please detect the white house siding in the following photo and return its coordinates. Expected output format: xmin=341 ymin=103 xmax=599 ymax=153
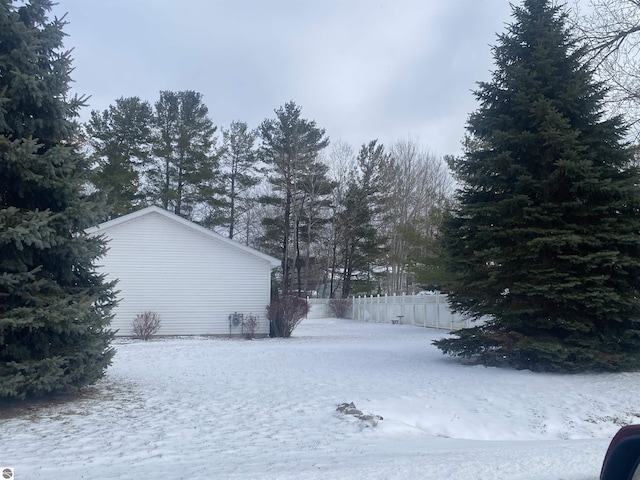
xmin=90 ymin=209 xmax=275 ymax=336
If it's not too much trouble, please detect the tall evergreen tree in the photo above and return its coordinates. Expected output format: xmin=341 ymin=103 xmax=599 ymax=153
xmin=85 ymin=96 xmax=153 ymax=219
xmin=210 ymin=120 xmax=261 ymax=239
xmin=337 ymin=141 xmax=390 ymax=298
xmin=0 ymin=0 xmax=116 ymax=398
xmin=294 ymin=160 xmax=335 ymax=295
xmin=147 ymin=90 xmax=219 ymax=219
xmin=259 ymin=101 xmax=330 ymax=295
xmin=434 ymin=0 xmax=640 ymax=372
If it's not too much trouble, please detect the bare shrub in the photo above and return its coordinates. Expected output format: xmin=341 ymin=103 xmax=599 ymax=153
xmin=132 ymin=311 xmax=161 ymax=340
xmin=241 ymin=314 xmax=260 ymax=339
xmin=327 ymin=298 xmax=350 ymax=318
xmin=266 ymin=296 xmax=310 ymax=338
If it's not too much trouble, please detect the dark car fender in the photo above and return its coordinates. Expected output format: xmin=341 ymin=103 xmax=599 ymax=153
xmin=600 ymin=425 xmax=640 ymax=480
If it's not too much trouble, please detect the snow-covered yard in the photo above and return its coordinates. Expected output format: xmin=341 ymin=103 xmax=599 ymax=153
xmin=2 ymin=318 xmax=639 ymax=479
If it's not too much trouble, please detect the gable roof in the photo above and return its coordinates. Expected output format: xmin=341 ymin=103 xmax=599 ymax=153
xmin=86 ymin=206 xmax=280 ymax=268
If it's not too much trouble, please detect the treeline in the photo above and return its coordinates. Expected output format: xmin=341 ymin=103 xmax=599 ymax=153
xmin=83 ymin=96 xmax=453 ymax=298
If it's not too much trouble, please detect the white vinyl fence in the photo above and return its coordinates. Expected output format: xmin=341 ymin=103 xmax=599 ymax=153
xmin=307 ymin=298 xmax=330 ymax=319
xmin=308 ymin=294 xmax=473 ymax=331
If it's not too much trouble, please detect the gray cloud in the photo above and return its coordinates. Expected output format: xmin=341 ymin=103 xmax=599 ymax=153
xmin=54 ymin=0 xmax=515 ymax=156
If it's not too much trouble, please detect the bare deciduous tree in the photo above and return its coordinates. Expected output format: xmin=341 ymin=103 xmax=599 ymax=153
xmin=382 ymin=138 xmax=453 ymax=294
xmin=324 ymin=141 xmax=357 ymax=298
xmin=572 ymin=0 xmax=640 ymax=139
xmin=323 ymin=138 xmax=454 ymax=297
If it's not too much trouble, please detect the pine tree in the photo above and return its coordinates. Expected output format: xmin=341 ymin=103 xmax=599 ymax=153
xmin=147 ymin=90 xmax=219 ymax=219
xmin=434 ymin=0 xmax=640 ymax=372
xmin=337 ymin=141 xmax=390 ymax=297
xmin=209 ymin=120 xmax=261 ymax=239
xmin=259 ymin=101 xmax=330 ymax=295
xmin=296 ymin=160 xmax=335 ymax=295
xmin=85 ymin=96 xmax=154 ymax=219
xmin=0 ymin=0 xmax=116 ymax=398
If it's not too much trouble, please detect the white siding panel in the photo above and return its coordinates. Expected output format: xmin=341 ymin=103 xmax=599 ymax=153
xmin=96 ymin=212 xmax=272 ymax=336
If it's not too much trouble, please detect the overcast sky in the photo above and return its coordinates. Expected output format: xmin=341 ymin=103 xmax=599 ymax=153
xmin=52 ymin=1 xmax=517 ymax=157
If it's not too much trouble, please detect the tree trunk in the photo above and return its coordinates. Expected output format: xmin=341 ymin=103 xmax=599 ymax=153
xmin=229 ymin=170 xmax=236 ymax=239
xmin=163 ymin=157 xmax=170 ymax=210
xmin=282 ymin=188 xmax=291 ymax=295
xmin=296 ymin=216 xmax=303 ymax=296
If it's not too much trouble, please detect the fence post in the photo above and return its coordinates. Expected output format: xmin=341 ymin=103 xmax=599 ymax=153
xmin=373 ymin=294 xmax=377 ymax=322
xmin=412 ymin=294 xmax=417 ymax=326
xmin=352 ymin=296 xmax=356 ymax=320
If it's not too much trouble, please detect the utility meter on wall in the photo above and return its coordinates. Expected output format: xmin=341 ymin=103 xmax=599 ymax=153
xmin=228 ymin=312 xmax=243 ymax=327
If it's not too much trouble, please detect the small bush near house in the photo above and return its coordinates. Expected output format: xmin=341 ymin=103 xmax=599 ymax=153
xmin=241 ymin=314 xmax=260 ymax=339
xmin=266 ymin=296 xmax=310 ymax=338
xmin=132 ymin=311 xmax=162 ymax=340
xmin=328 ymin=298 xmax=350 ymax=318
